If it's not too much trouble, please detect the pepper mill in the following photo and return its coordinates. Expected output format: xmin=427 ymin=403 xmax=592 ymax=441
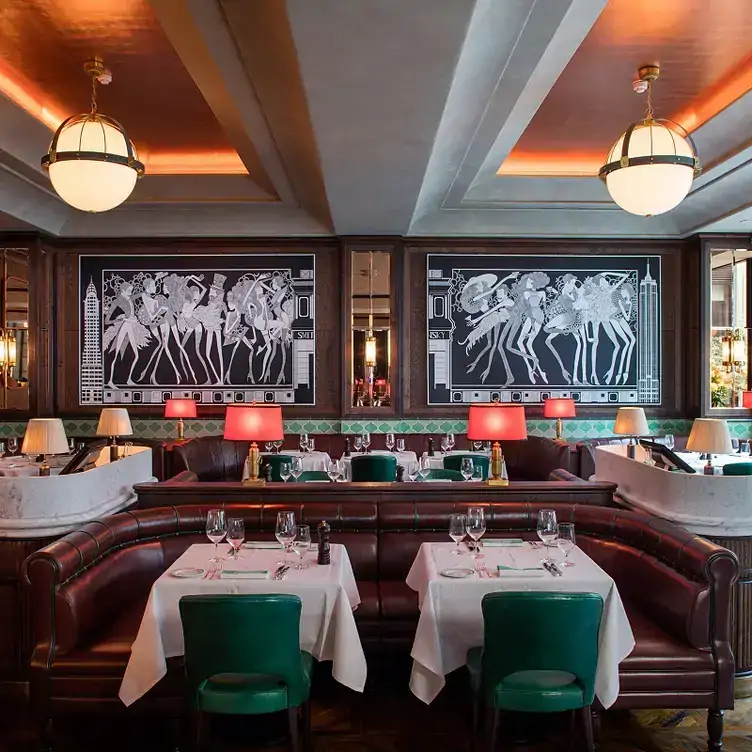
xmin=428 ymin=437 xmax=435 ymax=457
xmin=264 ymin=463 xmax=273 ymax=483
xmin=344 ymin=437 xmax=351 ymax=457
xmin=396 ymin=464 xmax=404 ymax=482
xmin=317 ymin=520 xmax=331 ymax=565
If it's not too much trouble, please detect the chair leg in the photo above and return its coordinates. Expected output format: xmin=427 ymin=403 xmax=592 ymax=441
xmin=707 ymin=709 xmax=724 ymax=752
xmin=581 ymin=706 xmax=594 ymax=752
xmin=288 ymin=706 xmax=300 ymax=752
xmin=569 ymin=710 xmax=576 ymax=751
xmin=470 ymin=695 xmax=479 ymax=751
xmin=195 ymin=711 xmax=204 ymax=752
xmin=302 ymin=701 xmax=312 ymax=752
xmin=486 ymin=707 xmax=500 ymax=752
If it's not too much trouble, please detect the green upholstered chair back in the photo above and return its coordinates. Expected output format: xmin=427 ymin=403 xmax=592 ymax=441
xmin=443 ymin=454 xmax=490 ymax=479
xmin=479 ymin=592 xmax=603 ymax=706
xmin=350 ymin=454 xmax=397 ymax=482
xmin=722 ymin=462 xmax=752 ymax=476
xmin=260 ymin=454 xmax=296 ymax=482
xmin=422 ymin=468 xmax=465 ymax=481
xmin=296 ymin=470 xmax=330 ymax=482
xmin=179 ymin=594 xmax=310 ymax=708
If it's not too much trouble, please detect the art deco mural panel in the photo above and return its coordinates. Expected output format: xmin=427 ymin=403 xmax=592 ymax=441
xmin=427 ymin=254 xmax=661 ymax=406
xmin=79 ymin=254 xmax=315 ymax=406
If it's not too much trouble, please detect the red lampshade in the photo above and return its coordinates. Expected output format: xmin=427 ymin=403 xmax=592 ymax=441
xmin=543 ymin=397 xmax=576 ymax=419
xmin=743 ymin=391 xmax=752 ymax=409
xmin=164 ymin=398 xmax=197 ymax=419
xmin=223 ymin=403 xmax=284 ymax=442
xmin=466 ymin=403 xmax=528 ymax=441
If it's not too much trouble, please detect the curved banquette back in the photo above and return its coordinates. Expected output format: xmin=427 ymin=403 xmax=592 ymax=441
xmin=171 ymin=437 xmax=251 ymax=481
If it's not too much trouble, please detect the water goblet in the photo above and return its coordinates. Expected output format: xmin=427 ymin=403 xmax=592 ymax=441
xmin=353 ymin=436 xmax=363 ymax=454
xmin=385 ymin=433 xmax=396 ymax=452
xmin=466 ymin=507 xmax=486 ymax=562
xmin=449 ymin=513 xmax=467 ymax=555
xmin=8 ymin=438 xmax=18 ymax=455
xmin=537 ymin=509 xmax=558 ymax=550
xmin=407 ymin=461 xmax=420 ymax=482
xmin=0 ymin=440 xmax=6 ymax=457
xmin=275 ymin=511 xmax=296 ymax=565
xmin=361 ymin=432 xmax=371 ymax=453
xmin=265 ymin=442 xmax=274 ymax=452
xmin=556 ymin=523 xmax=576 ymax=567
xmin=460 ymin=457 xmax=474 ymax=481
xmin=473 ymin=441 xmax=483 ymax=451
xmin=742 ymin=441 xmax=751 ymax=457
xmin=308 ymin=437 xmax=315 ymax=453
xmin=665 ymin=434 xmax=675 ymax=451
xmin=731 ymin=438 xmax=740 ymax=454
xmin=290 ymin=456 xmax=304 ymax=482
xmin=226 ymin=517 xmax=245 ymax=560
xmin=279 ymin=461 xmax=292 ymax=483
xmin=337 ymin=458 xmax=347 ymax=480
xmin=418 ymin=456 xmax=431 ymax=480
xmin=292 ymin=524 xmax=311 ymax=569
xmin=299 ymin=434 xmax=309 ymax=453
xmin=274 ymin=440 xmax=284 ymax=454
xmin=326 ymin=459 xmax=340 ymax=482
xmin=68 ymin=437 xmax=75 ymax=454
xmin=447 ymin=433 xmax=456 ymax=452
xmin=472 ymin=465 xmax=484 ymax=482
xmin=396 ymin=438 xmax=405 ymax=453
xmin=206 ymin=509 xmax=227 ymax=564
xmin=440 ymin=436 xmax=449 ymax=455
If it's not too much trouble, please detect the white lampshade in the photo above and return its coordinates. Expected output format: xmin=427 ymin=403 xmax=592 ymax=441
xmin=613 ymin=407 xmax=650 ymax=437
xmin=46 ymin=118 xmax=141 ymax=213
xmin=22 ymin=418 xmax=69 ymax=456
xmin=96 ymin=407 xmax=133 ymax=437
xmin=686 ymin=418 xmax=734 ymax=455
xmin=604 ymin=122 xmax=695 ymax=217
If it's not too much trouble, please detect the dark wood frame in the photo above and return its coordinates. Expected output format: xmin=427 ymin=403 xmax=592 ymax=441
xmin=52 ymin=238 xmax=341 ymax=418
xmin=402 ymin=238 xmax=691 ymax=418
xmin=341 ymin=239 xmax=402 ymax=417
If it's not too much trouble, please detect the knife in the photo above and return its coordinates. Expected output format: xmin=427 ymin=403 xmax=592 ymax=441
xmin=543 ymin=561 xmax=562 ymax=577
xmin=273 ymin=565 xmax=286 ymax=579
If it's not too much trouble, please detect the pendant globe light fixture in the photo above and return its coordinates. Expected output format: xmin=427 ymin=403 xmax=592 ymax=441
xmin=599 ymin=65 xmax=700 ymax=217
xmin=41 ymin=58 xmax=144 ymax=212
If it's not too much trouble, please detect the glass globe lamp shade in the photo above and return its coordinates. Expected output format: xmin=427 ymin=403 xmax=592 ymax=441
xmin=43 ymin=114 xmax=143 ymax=213
xmin=601 ymin=121 xmax=697 ymax=217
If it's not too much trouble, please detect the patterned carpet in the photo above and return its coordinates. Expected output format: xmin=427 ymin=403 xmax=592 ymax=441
xmin=3 ymin=665 xmax=752 ymax=751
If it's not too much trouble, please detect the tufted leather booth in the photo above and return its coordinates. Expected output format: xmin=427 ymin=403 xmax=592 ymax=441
xmin=171 ymin=437 xmax=250 ymax=481
xmin=24 ymin=502 xmax=737 ymax=748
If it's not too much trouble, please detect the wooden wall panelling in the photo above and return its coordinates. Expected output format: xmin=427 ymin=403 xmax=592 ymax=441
xmin=53 ymin=239 xmax=341 ymax=418
xmin=403 ymin=239 xmax=691 ymax=418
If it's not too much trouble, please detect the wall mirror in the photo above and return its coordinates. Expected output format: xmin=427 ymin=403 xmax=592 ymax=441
xmin=0 ymin=249 xmax=29 ymax=411
xmin=347 ymin=249 xmax=394 ymax=412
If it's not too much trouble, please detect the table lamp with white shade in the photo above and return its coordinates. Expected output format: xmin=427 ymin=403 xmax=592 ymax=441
xmin=22 ymin=418 xmax=69 ymax=476
xmin=96 ymin=407 xmax=133 ymax=462
xmin=686 ymin=418 xmax=734 ymax=475
xmin=613 ymin=407 xmax=650 ymax=459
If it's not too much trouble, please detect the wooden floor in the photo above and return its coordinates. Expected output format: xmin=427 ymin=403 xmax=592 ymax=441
xmin=3 ymin=664 xmax=752 ymax=751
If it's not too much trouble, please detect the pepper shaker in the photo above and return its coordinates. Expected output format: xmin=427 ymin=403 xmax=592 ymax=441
xmin=317 ymin=520 xmax=331 ymax=565
xmin=396 ymin=464 xmax=404 ymax=482
xmin=344 ymin=437 xmax=351 ymax=457
xmin=427 ymin=437 xmax=435 ymax=457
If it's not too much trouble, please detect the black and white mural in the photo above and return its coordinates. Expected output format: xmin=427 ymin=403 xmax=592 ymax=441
xmin=79 ymin=254 xmax=315 ymax=406
xmin=427 ymin=254 xmax=661 ymax=405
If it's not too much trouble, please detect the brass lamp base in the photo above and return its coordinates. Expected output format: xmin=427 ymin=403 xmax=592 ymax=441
xmin=242 ymin=441 xmax=267 ymax=486
xmin=555 ymin=417 xmax=564 ymax=440
xmin=487 ymin=441 xmax=509 ymax=486
xmin=487 ymin=477 xmax=509 ymax=487
xmin=176 ymin=418 xmax=185 ymax=442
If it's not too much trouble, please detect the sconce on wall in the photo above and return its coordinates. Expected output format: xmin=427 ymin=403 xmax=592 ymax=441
xmin=0 ymin=329 xmax=17 ymax=377
xmin=722 ymin=329 xmax=746 ymax=373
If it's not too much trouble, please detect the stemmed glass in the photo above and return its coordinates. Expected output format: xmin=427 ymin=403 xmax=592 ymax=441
xmin=472 ymin=441 xmax=483 ymax=451
xmin=274 ymin=440 xmax=283 ymax=454
xmin=361 ymin=432 xmax=371 ymax=453
xmin=68 ymin=437 xmax=75 ymax=454
xmin=292 ymin=524 xmax=311 ymax=569
xmin=206 ymin=509 xmax=227 ymax=564
xmin=731 ymin=438 xmax=740 ymax=454
xmin=353 ymin=436 xmax=363 ymax=454
xmin=326 ymin=459 xmax=340 ymax=482
xmin=308 ymin=437 xmax=315 ymax=453
xmin=275 ymin=511 xmax=296 ymax=565
xmin=0 ymin=440 xmax=6 ymax=457
xmin=385 ymin=433 xmax=396 ymax=452
xmin=742 ymin=441 xmax=751 ymax=457
xmin=407 ymin=461 xmax=420 ymax=481
xmin=265 ymin=442 xmax=274 ymax=452
xmin=665 ymin=434 xmax=675 ymax=451
xmin=460 ymin=457 xmax=474 ymax=481
xmin=280 ymin=462 xmax=292 ymax=483
xmin=466 ymin=507 xmax=486 ymax=562
xmin=537 ymin=509 xmax=558 ymax=549
xmin=447 ymin=433 xmax=456 ymax=453
xmin=472 ymin=466 xmax=484 ymax=482
xmin=8 ymin=438 xmax=18 ymax=455
xmin=290 ymin=457 xmax=304 ymax=482
xmin=396 ymin=438 xmax=405 ymax=453
xmin=337 ymin=458 xmax=347 ymax=480
xmin=449 ymin=513 xmax=467 ymax=555
xmin=418 ymin=456 xmax=431 ymax=480
xmin=226 ymin=518 xmax=245 ymax=560
xmin=440 ymin=436 xmax=449 ymax=454
xmin=556 ymin=523 xmax=576 ymax=567
xmin=299 ymin=434 xmax=309 ymax=453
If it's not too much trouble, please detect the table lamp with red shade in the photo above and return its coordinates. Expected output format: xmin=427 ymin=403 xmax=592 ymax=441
xmin=164 ymin=398 xmax=197 ymax=441
xmin=223 ymin=403 xmax=284 ymax=486
xmin=743 ymin=391 xmax=752 ymax=409
xmin=466 ymin=402 xmax=527 ymax=486
xmin=543 ymin=397 xmax=576 ymax=440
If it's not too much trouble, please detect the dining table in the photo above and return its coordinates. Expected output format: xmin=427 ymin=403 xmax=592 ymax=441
xmin=405 ymin=540 xmax=635 ymax=708
xmin=118 ymin=542 xmax=366 ymax=706
xmin=422 ymin=450 xmax=490 ymax=470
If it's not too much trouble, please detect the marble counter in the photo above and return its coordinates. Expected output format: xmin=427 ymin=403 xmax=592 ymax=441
xmin=0 ymin=447 xmax=155 ymax=539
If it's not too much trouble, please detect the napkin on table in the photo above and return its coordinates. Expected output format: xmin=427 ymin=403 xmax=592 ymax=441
xmin=497 ymin=564 xmax=545 ymax=578
xmin=244 ymin=541 xmax=280 ymax=549
xmin=220 ymin=570 xmax=270 ymax=579
xmin=483 ymin=538 xmax=526 ymax=547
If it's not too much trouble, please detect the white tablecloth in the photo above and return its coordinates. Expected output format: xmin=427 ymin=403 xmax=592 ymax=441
xmin=0 ymin=456 xmax=65 ymax=477
xmin=339 ymin=450 xmax=418 ymax=480
xmin=677 ymin=451 xmax=752 ymax=474
xmin=251 ymin=451 xmax=332 ymax=475
xmin=405 ymin=542 xmax=634 ymax=708
xmin=421 ymin=451 xmax=490 ymax=470
xmin=119 ymin=543 xmax=366 ymax=706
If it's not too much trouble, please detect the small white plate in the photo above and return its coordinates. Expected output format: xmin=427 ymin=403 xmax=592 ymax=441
xmin=440 ymin=567 xmax=475 ymax=578
xmin=171 ymin=567 xmax=205 ymax=578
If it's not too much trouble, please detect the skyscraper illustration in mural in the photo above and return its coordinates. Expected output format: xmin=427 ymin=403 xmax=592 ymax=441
xmin=79 ymin=255 xmax=315 ymax=405
xmin=427 ymin=255 xmax=660 ymax=405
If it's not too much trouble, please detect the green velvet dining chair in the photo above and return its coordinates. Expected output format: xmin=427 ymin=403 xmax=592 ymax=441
xmin=296 ymin=470 xmax=331 ymax=482
xmin=179 ymin=594 xmax=313 ymax=752
xmin=467 ymin=591 xmax=603 ymax=752
xmin=444 ymin=454 xmax=490 ymax=480
xmin=420 ymin=468 xmax=465 ymax=481
xmin=260 ymin=454 xmax=296 ymax=482
xmin=350 ymin=454 xmax=397 ymax=482
xmin=722 ymin=462 xmax=752 ymax=475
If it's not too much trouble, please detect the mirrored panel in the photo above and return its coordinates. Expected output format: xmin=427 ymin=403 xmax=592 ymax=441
xmin=351 ymin=250 xmax=391 ymax=408
xmin=0 ymin=250 xmax=29 ymax=410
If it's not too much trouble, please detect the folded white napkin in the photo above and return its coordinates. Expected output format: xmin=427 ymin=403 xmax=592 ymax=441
xmin=220 ymin=569 xmax=270 ymax=579
xmin=483 ymin=539 xmax=526 ymax=547
xmin=244 ymin=541 xmax=280 ymax=548
xmin=496 ymin=569 xmax=546 ymax=578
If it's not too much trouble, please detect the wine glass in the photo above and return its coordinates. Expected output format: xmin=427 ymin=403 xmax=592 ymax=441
xmin=265 ymin=442 xmax=274 ymax=452
xmin=292 ymin=524 xmax=311 ymax=569
xmin=206 ymin=509 xmax=227 ymax=564
xmin=0 ymin=440 xmax=6 ymax=457
xmin=290 ymin=457 xmax=304 ymax=482
xmin=472 ymin=465 xmax=484 ymax=482
xmin=308 ymin=437 xmax=315 ymax=453
xmin=418 ymin=456 xmax=431 ymax=480
xmin=385 ymin=433 xmax=396 ymax=452
xmin=299 ymin=434 xmax=309 ymax=453
xmin=275 ymin=511 xmax=296 ymax=565
xmin=448 ymin=513 xmax=467 ymax=555
xmin=337 ymin=458 xmax=347 ymax=480
xmin=466 ymin=507 xmax=486 ymax=561
xmin=460 ymin=457 xmax=474 ymax=481
xmin=226 ymin=518 xmax=245 ymax=559
xmin=274 ymin=439 xmax=284 ymax=454
xmin=731 ymin=438 xmax=740 ymax=454
xmin=742 ymin=441 xmax=751 ymax=457
xmin=68 ymin=437 xmax=75 ymax=454
xmin=473 ymin=441 xmax=483 ymax=451
xmin=353 ymin=436 xmax=363 ymax=454
xmin=407 ymin=461 xmax=420 ymax=481
xmin=326 ymin=459 xmax=340 ymax=482
xmin=8 ymin=438 xmax=18 ymax=455
xmin=537 ymin=509 xmax=558 ymax=549
xmin=361 ymin=432 xmax=371 ymax=453
xmin=396 ymin=438 xmax=405 ymax=453
xmin=665 ymin=434 xmax=675 ymax=451
xmin=279 ymin=462 xmax=292 ymax=483
xmin=556 ymin=523 xmax=576 ymax=567
xmin=440 ymin=436 xmax=449 ymax=455
xmin=447 ymin=433 xmax=456 ymax=452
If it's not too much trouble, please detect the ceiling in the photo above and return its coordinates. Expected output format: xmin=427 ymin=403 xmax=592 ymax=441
xmin=0 ymin=0 xmax=752 ymax=238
